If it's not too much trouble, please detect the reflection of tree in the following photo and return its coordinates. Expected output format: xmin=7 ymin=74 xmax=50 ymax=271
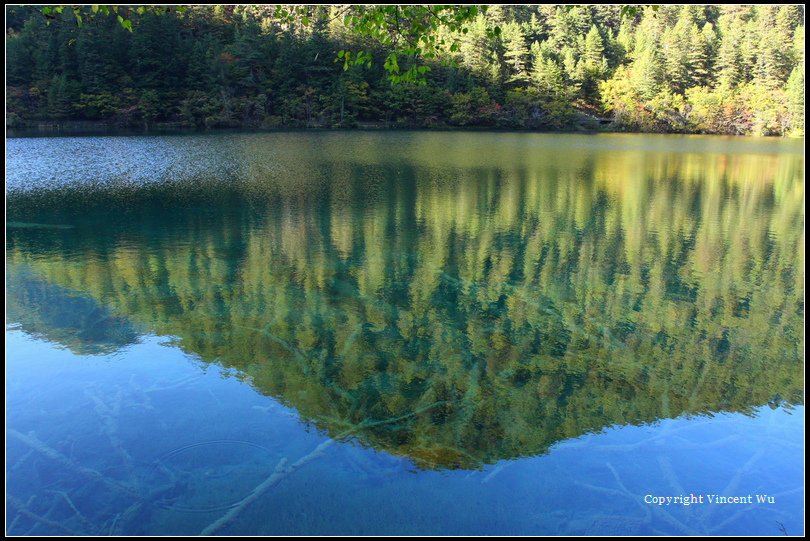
xmin=6 ymin=136 xmax=804 ymax=469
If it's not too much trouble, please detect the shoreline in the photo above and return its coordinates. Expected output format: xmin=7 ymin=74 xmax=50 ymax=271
xmin=6 ymin=121 xmax=799 ymax=139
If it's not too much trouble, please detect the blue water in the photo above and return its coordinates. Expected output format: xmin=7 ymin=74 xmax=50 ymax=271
xmin=6 ymin=132 xmax=805 ymax=535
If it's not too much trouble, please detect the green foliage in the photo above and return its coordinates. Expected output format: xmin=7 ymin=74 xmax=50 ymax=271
xmin=6 ymin=5 xmax=805 ymax=135
xmin=785 ymin=66 xmax=804 ymax=136
xmin=75 ymin=92 xmax=120 ymax=119
xmin=501 ymin=21 xmax=529 ymax=84
xmin=449 ymin=87 xmax=496 ymax=126
xmin=582 ymin=25 xmax=604 ymax=69
xmin=46 ymin=74 xmax=80 ymax=119
xmin=601 ymin=5 xmax=804 ymax=135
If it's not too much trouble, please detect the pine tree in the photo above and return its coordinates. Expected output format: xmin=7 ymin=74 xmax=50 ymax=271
xmin=458 ymin=15 xmax=491 ymax=79
xmin=569 ymin=5 xmax=594 ymax=38
xmin=616 ymin=22 xmax=634 ymax=58
xmin=529 ymin=40 xmax=542 ymax=67
xmin=662 ymin=8 xmax=695 ymax=94
xmin=547 ymin=6 xmax=578 ymax=50
xmin=687 ymin=24 xmax=710 ymax=87
xmin=794 ymin=26 xmax=805 ymax=65
xmin=526 ymin=12 xmax=545 ymax=44
xmin=47 ymin=74 xmax=78 ymax=118
xmin=562 ymin=47 xmax=578 ymax=81
xmin=583 ymin=25 xmax=604 ymax=70
xmin=756 ymin=27 xmax=788 ymax=88
xmin=701 ymin=22 xmax=717 ymax=73
xmin=531 ymin=57 xmax=565 ymax=97
xmin=785 ymin=65 xmax=804 ymax=135
xmin=634 ymin=45 xmax=663 ymax=101
xmin=501 ymin=21 xmax=529 ymax=83
xmin=485 ymin=5 xmax=506 ymax=27
xmin=716 ymin=18 xmax=743 ymax=88
xmin=6 ymin=19 xmax=36 ymax=86
xmin=739 ymin=19 xmax=759 ymax=83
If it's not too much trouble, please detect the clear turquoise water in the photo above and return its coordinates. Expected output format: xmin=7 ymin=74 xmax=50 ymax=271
xmin=6 ymin=132 xmax=805 ymax=535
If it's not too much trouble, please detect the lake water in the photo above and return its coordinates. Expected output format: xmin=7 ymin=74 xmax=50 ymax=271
xmin=6 ymin=132 xmax=804 ymax=535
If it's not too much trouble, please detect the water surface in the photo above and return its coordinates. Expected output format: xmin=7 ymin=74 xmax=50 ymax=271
xmin=6 ymin=132 xmax=805 ymax=535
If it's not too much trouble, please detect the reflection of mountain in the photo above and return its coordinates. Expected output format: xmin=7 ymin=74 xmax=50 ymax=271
xmin=6 ymin=134 xmax=804 ymax=469
xmin=7 ymin=265 xmax=139 ymax=355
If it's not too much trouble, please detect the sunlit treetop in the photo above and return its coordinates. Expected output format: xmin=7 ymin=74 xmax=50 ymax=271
xmin=39 ymin=5 xmax=493 ymax=83
xmin=38 ymin=4 xmax=653 ymax=84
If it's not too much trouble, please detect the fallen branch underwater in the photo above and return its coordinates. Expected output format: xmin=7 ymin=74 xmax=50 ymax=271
xmin=10 ymin=375 xmax=452 ymax=535
xmin=8 ymin=429 xmax=140 ymax=499
xmin=200 ymin=399 xmax=451 ymax=535
xmin=8 ymin=495 xmax=84 ymax=536
xmin=9 ymin=427 xmax=186 ymax=535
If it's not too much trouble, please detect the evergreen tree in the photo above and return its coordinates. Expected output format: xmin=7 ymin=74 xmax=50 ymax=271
xmin=502 ymin=21 xmax=529 ymax=83
xmin=458 ymin=14 xmax=491 ymax=79
xmin=785 ymin=65 xmax=804 ymax=135
xmin=633 ymin=47 xmax=663 ymax=101
xmin=531 ymin=55 xmax=565 ymax=97
xmin=756 ymin=27 xmax=790 ymax=88
xmin=687 ymin=23 xmax=711 ymax=88
xmin=662 ymin=8 xmax=695 ymax=93
xmin=716 ymin=17 xmax=743 ymax=88
xmin=47 ymin=74 xmax=79 ymax=118
xmin=794 ymin=25 xmax=805 ymax=65
xmin=632 ymin=14 xmax=664 ymax=100
xmin=582 ymin=25 xmax=604 ymax=69
xmin=616 ymin=22 xmax=634 ymax=59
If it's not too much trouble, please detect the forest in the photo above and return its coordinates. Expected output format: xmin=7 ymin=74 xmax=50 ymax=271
xmin=5 ymin=5 xmax=806 ymax=135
